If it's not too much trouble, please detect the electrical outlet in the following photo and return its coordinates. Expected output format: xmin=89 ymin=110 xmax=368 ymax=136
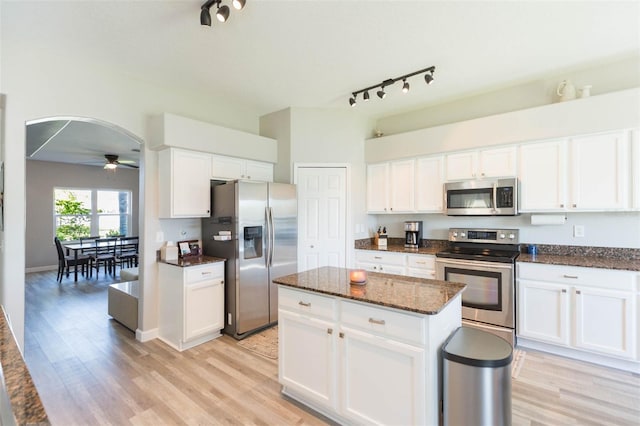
xmin=155 ymin=231 xmax=164 ymax=242
xmin=573 ymin=225 xmax=585 ymax=238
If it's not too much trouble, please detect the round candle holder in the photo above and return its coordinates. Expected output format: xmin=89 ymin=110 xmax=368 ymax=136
xmin=349 ymin=269 xmax=367 ymax=285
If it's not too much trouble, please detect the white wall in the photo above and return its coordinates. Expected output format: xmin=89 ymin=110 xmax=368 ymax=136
xmin=377 ymin=55 xmax=640 ymax=136
xmin=25 ymin=160 xmax=140 ymax=270
xmin=0 ymin=29 xmax=263 ymax=349
xmin=260 ymin=108 xmax=291 ymax=183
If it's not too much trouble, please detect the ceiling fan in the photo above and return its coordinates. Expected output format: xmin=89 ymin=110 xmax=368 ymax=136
xmin=104 ymin=154 xmax=139 ymax=170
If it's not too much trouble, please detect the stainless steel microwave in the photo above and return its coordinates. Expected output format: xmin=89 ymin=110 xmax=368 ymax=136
xmin=444 ymin=178 xmax=518 ymax=216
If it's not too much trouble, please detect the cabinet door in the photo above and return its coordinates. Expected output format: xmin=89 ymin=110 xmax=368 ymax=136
xmin=479 ymin=146 xmax=517 ymax=178
xmin=446 ymin=151 xmax=477 ymax=181
xmin=632 ymin=130 xmax=640 ymax=210
xmin=340 ymin=326 xmax=425 ymax=425
xmin=173 ymin=150 xmax=212 ymax=217
xmin=415 ymin=156 xmax=444 ymax=212
xmin=211 ymin=154 xmax=244 ymax=180
xmin=279 ymin=310 xmax=337 ymax=410
xmin=245 ymin=160 xmax=274 ymax=182
xmin=574 ymin=287 xmax=636 ymax=359
xmin=518 ymin=280 xmax=570 ymax=345
xmin=184 ymin=279 xmax=224 ymax=340
xmin=519 ymin=140 xmax=567 ymax=211
xmin=570 ymin=131 xmax=630 ymax=210
xmin=367 ymin=163 xmax=390 ymax=213
xmin=388 ymin=160 xmax=415 ymax=212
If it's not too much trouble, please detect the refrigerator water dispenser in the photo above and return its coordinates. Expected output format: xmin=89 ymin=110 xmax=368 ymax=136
xmin=243 ymin=226 xmax=263 ymax=259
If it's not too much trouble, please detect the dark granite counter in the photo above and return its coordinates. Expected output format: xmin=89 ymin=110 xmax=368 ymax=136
xmin=159 ymin=255 xmax=226 ymax=267
xmin=0 ymin=308 xmax=49 ymax=425
xmin=355 ymin=238 xmax=449 ymax=255
xmin=518 ymin=253 xmax=640 ymax=272
xmin=273 ymin=266 xmax=466 ymax=315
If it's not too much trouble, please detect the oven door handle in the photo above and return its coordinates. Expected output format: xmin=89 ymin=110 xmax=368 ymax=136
xmin=492 ymin=183 xmax=498 ymax=213
xmin=435 ymin=257 xmax=514 ymax=271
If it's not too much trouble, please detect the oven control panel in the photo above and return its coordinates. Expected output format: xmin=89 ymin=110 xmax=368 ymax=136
xmin=448 ymin=228 xmax=519 ymax=244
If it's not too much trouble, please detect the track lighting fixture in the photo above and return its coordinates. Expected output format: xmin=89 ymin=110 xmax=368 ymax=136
xmin=348 ymin=65 xmax=436 ymax=106
xmin=200 ymin=0 xmax=246 ymax=26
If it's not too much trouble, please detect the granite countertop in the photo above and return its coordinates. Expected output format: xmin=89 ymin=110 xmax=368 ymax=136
xmin=159 ymin=255 xmax=226 ymax=267
xmin=0 ymin=308 xmax=49 ymax=425
xmin=518 ymin=253 xmax=640 ymax=272
xmin=273 ymin=266 xmax=466 ymax=315
xmin=356 ymin=243 xmax=442 ymax=256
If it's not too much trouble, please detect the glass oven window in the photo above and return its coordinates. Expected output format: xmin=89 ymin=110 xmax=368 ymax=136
xmin=447 ymin=188 xmax=492 ymax=209
xmin=445 ymin=267 xmax=502 ymax=311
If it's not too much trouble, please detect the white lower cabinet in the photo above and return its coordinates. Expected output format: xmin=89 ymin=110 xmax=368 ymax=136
xmin=517 ymin=263 xmax=637 ymax=362
xmin=158 ymin=262 xmax=225 ymax=351
xmin=355 ymin=250 xmax=406 ymax=275
xmin=406 ymin=254 xmax=436 ymax=279
xmin=278 ymin=285 xmax=457 ymax=425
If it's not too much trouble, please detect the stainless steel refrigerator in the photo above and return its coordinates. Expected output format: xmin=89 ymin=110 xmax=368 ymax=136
xmin=202 ymin=180 xmax=297 ymax=339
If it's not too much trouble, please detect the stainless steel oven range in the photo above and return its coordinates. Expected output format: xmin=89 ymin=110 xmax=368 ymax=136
xmin=436 ymin=228 xmax=520 ymax=346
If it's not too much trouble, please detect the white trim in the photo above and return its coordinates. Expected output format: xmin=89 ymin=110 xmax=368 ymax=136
xmin=136 ymin=327 xmax=159 ymax=342
xmin=293 ymin=163 xmax=352 ymax=269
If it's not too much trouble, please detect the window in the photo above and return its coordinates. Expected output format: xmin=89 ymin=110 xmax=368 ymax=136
xmin=54 ymin=188 xmax=132 ymax=241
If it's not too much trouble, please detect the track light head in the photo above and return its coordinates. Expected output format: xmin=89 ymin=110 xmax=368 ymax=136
xmin=424 ymin=71 xmax=434 ymax=85
xmin=349 ymin=95 xmax=357 ymax=107
xmin=363 ymin=91 xmax=370 ymax=101
xmin=200 ymin=6 xmax=212 ymax=26
xmin=402 ymin=79 xmax=410 ymax=93
xmin=232 ymin=0 xmax=246 ymax=10
xmin=377 ymin=88 xmax=386 ymax=99
xmin=217 ymin=4 xmax=230 ymax=22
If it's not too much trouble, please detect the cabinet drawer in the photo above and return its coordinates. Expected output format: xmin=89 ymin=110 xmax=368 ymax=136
xmin=407 ymin=254 xmax=435 ymax=270
xmin=518 ymin=263 xmax=635 ymax=291
xmin=355 ymin=250 xmax=406 ymax=266
xmin=340 ymin=300 xmax=424 ymax=345
xmin=185 ymin=263 xmax=224 ymax=284
xmin=279 ymin=287 xmax=336 ymax=320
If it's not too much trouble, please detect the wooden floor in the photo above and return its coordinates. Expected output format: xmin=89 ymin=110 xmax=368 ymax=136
xmin=24 ymin=270 xmax=640 ymax=425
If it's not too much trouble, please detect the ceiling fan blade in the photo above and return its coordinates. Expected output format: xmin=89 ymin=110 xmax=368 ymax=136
xmin=117 ymin=162 xmax=139 ymax=169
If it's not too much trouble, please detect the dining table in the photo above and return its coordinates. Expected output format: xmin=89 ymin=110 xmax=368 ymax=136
xmin=63 ymin=241 xmax=99 ymax=282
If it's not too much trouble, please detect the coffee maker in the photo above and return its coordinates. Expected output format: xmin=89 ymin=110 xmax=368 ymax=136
xmin=404 ymin=221 xmax=423 ymax=248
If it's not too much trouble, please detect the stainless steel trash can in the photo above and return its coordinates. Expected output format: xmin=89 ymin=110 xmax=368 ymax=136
xmin=442 ymin=327 xmax=513 ymax=426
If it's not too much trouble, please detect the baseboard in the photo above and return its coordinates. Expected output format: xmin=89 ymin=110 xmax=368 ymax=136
xmin=136 ymin=327 xmax=158 ymax=342
xmin=517 ymin=337 xmax=640 ymax=374
xmin=26 ymin=265 xmax=57 ymax=273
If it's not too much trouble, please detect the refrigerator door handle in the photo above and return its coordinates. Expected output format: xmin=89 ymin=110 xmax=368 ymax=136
xmin=268 ymin=207 xmax=275 ymax=267
xmin=265 ymin=207 xmax=271 ymax=268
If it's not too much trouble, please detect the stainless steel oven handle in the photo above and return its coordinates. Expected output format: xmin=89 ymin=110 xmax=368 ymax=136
xmin=435 ymin=257 xmax=514 ymax=270
xmin=492 ymin=183 xmax=498 ymax=214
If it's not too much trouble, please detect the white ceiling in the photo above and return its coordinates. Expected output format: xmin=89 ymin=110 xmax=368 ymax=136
xmin=9 ymin=0 xmax=640 ymax=165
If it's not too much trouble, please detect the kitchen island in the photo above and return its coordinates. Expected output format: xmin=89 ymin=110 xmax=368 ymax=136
xmin=273 ymin=266 xmax=465 ymax=426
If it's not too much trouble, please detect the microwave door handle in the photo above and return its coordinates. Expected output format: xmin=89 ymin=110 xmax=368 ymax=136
xmin=492 ymin=183 xmax=498 ymax=213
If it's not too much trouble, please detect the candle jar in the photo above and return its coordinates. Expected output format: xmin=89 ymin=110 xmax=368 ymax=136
xmin=349 ymin=269 xmax=367 ymax=285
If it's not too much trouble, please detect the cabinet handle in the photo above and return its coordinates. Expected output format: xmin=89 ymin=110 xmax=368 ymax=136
xmin=384 ymin=208 xmax=387 ymax=211
xmin=416 ymin=261 xmax=426 ymax=264
xmin=298 ymin=301 xmax=311 ymax=307
xmin=369 ymin=318 xmax=386 ymax=325
xmin=247 ymin=176 xmax=251 ymax=179
xmin=390 ymin=207 xmax=393 ymax=211
xmin=374 ymin=256 xmax=382 ymax=259
xmin=201 ymin=271 xmax=212 ymax=276
xmin=220 ymin=280 xmax=224 ymax=284
xmin=310 ymin=245 xmax=314 ymax=248
xmin=327 ymin=328 xmax=333 ymax=335
xmin=379 ymin=267 xmax=384 ymax=271
xmin=481 ymin=173 xmax=485 ymax=177
xmin=561 ymin=289 xmax=567 ymax=293
xmin=563 ymin=274 xmax=578 ymax=279
xmin=573 ymin=204 xmax=577 ymax=208
xmin=339 ymin=332 xmax=344 ymax=339
xmin=560 ymin=204 xmax=565 ymax=208
xmin=576 ymin=290 xmax=581 ymax=295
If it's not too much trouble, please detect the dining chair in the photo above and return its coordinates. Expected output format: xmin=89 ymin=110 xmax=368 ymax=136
xmin=116 ymin=236 xmax=139 ymax=269
xmin=54 ymin=237 xmax=91 ymax=282
xmin=90 ymin=237 xmax=118 ymax=277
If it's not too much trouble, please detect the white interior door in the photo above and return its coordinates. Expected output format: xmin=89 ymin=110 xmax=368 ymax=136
xmin=296 ymin=167 xmax=347 ymax=271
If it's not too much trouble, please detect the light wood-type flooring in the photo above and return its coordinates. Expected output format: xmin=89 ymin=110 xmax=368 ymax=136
xmin=24 ymin=270 xmax=640 ymax=425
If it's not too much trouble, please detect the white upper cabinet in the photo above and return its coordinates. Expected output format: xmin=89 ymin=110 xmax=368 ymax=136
xmin=519 ymin=140 xmax=567 ymax=212
xmin=446 ymin=146 xmax=517 ymax=181
xmin=211 ymin=154 xmax=273 ymax=182
xmin=158 ymin=148 xmax=212 ymax=218
xmin=367 ymin=160 xmax=415 ymax=213
xmin=569 ymin=131 xmax=629 ymax=210
xmin=519 ymin=130 xmax=632 ymax=212
xmin=415 ymin=155 xmax=445 ymax=212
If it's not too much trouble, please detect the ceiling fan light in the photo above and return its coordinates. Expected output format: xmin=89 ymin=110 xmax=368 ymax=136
xmin=217 ymin=4 xmax=230 ymax=22
xmin=200 ymin=7 xmax=212 ymax=26
xmin=104 ymin=163 xmax=117 ymax=170
xmin=232 ymin=0 xmax=246 ymax=10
